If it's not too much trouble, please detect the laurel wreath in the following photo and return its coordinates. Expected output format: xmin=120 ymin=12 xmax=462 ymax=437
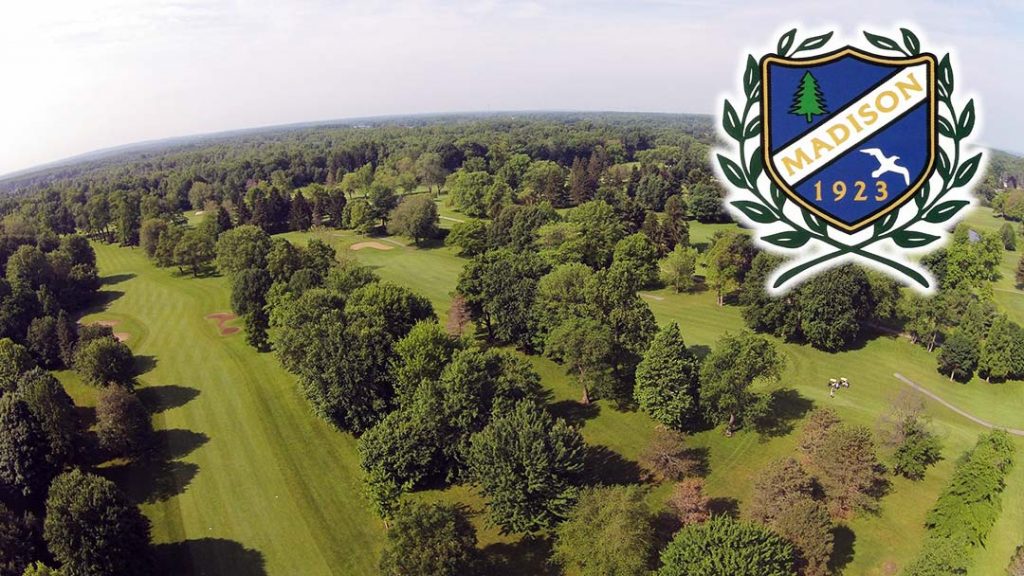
xmin=718 ymin=28 xmax=982 ymax=290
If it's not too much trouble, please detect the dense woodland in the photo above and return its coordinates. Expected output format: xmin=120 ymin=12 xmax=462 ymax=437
xmin=0 ymin=113 xmax=1022 ymax=575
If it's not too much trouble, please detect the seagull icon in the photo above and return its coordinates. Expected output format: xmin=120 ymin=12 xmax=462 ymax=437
xmin=859 ymin=148 xmax=910 ymax=185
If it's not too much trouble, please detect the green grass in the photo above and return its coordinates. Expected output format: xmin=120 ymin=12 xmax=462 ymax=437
xmin=63 ymin=245 xmax=383 ymax=576
xmin=70 ymin=204 xmax=1024 ymax=575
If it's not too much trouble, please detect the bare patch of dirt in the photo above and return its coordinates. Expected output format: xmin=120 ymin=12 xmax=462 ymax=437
xmin=205 ymin=312 xmax=240 ymax=336
xmin=350 ymin=241 xmax=394 ymax=251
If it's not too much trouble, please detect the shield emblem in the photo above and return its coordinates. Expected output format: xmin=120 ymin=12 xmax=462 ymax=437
xmin=761 ymin=47 xmax=937 ymax=232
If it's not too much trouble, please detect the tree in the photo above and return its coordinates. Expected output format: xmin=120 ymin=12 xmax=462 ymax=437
xmin=457 ymin=249 xmax=547 ymax=348
xmin=635 ymin=171 xmax=675 ymax=211
xmin=345 ymin=198 xmax=376 ymax=233
xmin=445 ymin=220 xmax=489 ymax=256
xmin=96 ymin=386 xmax=152 ymax=457
xmin=634 ymin=323 xmax=700 ymax=430
xmin=379 ymin=500 xmax=479 ymax=576
xmin=387 ymin=195 xmax=439 ymax=245
xmin=663 ymin=245 xmax=698 ymax=292
xmin=567 ymin=200 xmax=624 ymax=269
xmin=467 ymin=401 xmax=585 ymax=534
xmin=554 ymin=485 xmax=654 ymax=576
xmin=0 ymin=339 xmax=35 ymax=394
xmin=231 ymin=268 xmax=271 ymax=350
xmin=796 ymin=265 xmax=872 ymax=351
xmin=368 ymin=182 xmax=399 ymax=227
xmin=937 ymin=329 xmax=980 ymax=381
xmin=892 ymin=418 xmax=942 ymax=480
xmin=980 ymin=315 xmax=1022 ymax=382
xmin=139 ymin=218 xmax=168 ymax=258
xmin=808 ymin=424 xmax=883 ymax=518
xmin=26 ymin=316 xmax=60 ymax=368
xmin=446 ymin=294 xmax=472 ymax=336
xmin=153 ymin=224 xmax=183 ymax=268
xmin=215 ymin=225 xmax=271 ymax=277
xmin=390 ymin=320 xmax=462 ymax=403
xmin=16 ymin=369 xmax=76 ymax=469
xmin=774 ymin=498 xmax=833 ymax=576
xmin=446 ymin=170 xmax=493 ymax=217
xmin=689 ymin=182 xmax=725 ymax=223
xmin=799 ymin=407 xmax=842 ymax=454
xmin=1018 ymin=253 xmax=1024 ymax=288
xmin=612 ymin=233 xmax=660 ymax=289
xmin=748 ymin=458 xmax=815 ymax=525
xmin=345 ymin=282 xmax=435 ymax=341
xmin=20 ymin=562 xmax=60 ymax=576
xmin=44 ymin=469 xmax=152 ymax=576
xmin=791 ymin=71 xmax=827 ymax=123
xmin=73 ymin=338 xmax=134 ymax=387
xmin=0 ymin=502 xmax=36 ymax=576
xmin=699 ymin=332 xmax=784 ymax=434
xmin=0 ymin=395 xmax=53 ymax=501
xmin=704 ymin=232 xmax=754 ymax=306
xmin=640 ymin=427 xmax=700 ymax=481
xmin=545 ymin=317 xmax=614 ymax=404
xmin=667 ymin=478 xmax=711 ymax=526
xmin=658 ymin=515 xmax=795 ymax=576
xmin=1001 ymin=222 xmax=1017 ymax=250
xmin=416 ymin=152 xmax=448 ymax=194
xmin=173 ymin=228 xmax=215 ymax=277
xmin=288 ymin=191 xmax=312 ymax=231
xmin=6 ymin=246 xmax=51 ymax=290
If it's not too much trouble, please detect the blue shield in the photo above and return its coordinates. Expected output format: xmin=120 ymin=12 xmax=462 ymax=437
xmin=761 ymin=47 xmax=937 ymax=232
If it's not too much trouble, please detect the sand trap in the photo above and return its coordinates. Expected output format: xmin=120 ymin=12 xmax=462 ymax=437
xmin=350 ymin=241 xmax=394 ymax=251
xmin=113 ymin=332 xmax=130 ymax=342
xmin=205 ymin=312 xmax=240 ymax=336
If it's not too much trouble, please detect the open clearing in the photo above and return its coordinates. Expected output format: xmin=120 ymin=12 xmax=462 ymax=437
xmin=63 ymin=206 xmax=1024 ymax=576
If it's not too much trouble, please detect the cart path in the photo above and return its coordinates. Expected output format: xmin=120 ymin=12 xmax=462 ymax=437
xmin=894 ymin=373 xmax=1024 ymax=436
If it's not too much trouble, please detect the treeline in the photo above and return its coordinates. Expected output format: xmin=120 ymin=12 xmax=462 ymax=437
xmin=0 ymin=226 xmax=154 ymax=575
xmin=905 ymin=431 xmax=1015 ymax=576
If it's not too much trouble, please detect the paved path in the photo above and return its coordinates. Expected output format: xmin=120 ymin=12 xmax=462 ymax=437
xmin=893 ymin=373 xmax=1024 ymax=436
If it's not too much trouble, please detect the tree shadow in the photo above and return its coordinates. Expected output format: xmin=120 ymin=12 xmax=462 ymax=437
xmin=154 ymin=429 xmax=210 ymax=461
xmin=681 ymin=446 xmax=711 ymax=478
xmin=134 ymin=355 xmax=159 ymax=376
xmin=754 ymin=388 xmax=814 ymax=439
xmin=481 ymin=536 xmax=557 ymax=576
xmin=101 ymin=458 xmax=200 ymax=505
xmin=153 ymin=538 xmax=267 ymax=576
xmin=582 ymin=445 xmax=643 ymax=486
xmin=652 ymin=511 xmax=683 ymax=556
xmin=828 ymin=524 xmax=856 ymax=573
xmin=708 ymin=497 xmax=739 ymax=519
xmin=688 ymin=344 xmax=712 ymax=361
xmin=137 ymin=385 xmax=200 ymax=414
xmin=79 ymin=290 xmax=125 ymax=315
xmin=100 ymin=429 xmax=208 ymax=505
xmin=101 ymin=273 xmax=136 ymax=286
xmin=548 ymin=400 xmax=600 ymax=428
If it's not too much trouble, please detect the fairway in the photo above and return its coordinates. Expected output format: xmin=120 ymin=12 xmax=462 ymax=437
xmin=64 ymin=244 xmax=384 ymax=576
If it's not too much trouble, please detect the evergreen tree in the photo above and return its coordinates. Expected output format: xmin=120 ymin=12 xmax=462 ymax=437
xmin=467 ymin=401 xmax=585 ymax=534
xmin=659 ymin=515 xmax=795 ymax=576
xmin=790 ymin=71 xmax=828 ymax=123
xmin=0 ymin=395 xmax=53 ymax=502
xmin=289 ymin=191 xmax=312 ymax=231
xmin=634 ymin=323 xmax=700 ymax=430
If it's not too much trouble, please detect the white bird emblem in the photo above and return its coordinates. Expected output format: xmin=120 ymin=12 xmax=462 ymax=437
xmin=859 ymin=148 xmax=910 ymax=185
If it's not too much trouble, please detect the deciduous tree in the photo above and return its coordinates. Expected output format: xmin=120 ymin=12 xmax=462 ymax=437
xmin=699 ymin=332 xmax=783 ymax=434
xmin=554 ymin=485 xmax=654 ymax=576
xmin=96 ymin=386 xmax=153 ymax=458
xmin=387 ymin=195 xmax=439 ymax=245
xmin=379 ymin=500 xmax=479 ymax=576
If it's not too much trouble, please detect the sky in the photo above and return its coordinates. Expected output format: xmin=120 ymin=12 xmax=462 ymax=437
xmin=0 ymin=0 xmax=1022 ymax=176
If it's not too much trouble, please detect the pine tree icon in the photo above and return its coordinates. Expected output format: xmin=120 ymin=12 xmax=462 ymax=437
xmin=790 ymin=71 xmax=827 ymax=123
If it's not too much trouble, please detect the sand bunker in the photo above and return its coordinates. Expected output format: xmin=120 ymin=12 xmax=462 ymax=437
xmin=113 ymin=332 xmax=130 ymax=342
xmin=350 ymin=241 xmax=394 ymax=251
xmin=80 ymin=320 xmax=129 ymax=342
xmin=205 ymin=312 xmax=240 ymax=336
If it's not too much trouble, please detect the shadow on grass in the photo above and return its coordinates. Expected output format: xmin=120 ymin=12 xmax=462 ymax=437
xmin=134 ymin=355 xmax=159 ymax=376
xmin=754 ymin=388 xmax=814 ymax=439
xmin=829 ymin=524 xmax=856 ymax=573
xmin=153 ymin=538 xmax=267 ymax=576
xmin=708 ymin=497 xmax=739 ymax=519
xmin=583 ymin=445 xmax=643 ymax=486
xmin=101 ymin=429 xmax=209 ymax=505
xmin=688 ymin=344 xmax=712 ymax=361
xmin=548 ymin=400 xmax=599 ymax=428
xmin=79 ymin=290 xmax=125 ymax=316
xmin=481 ymin=536 xmax=557 ymax=576
xmin=101 ymin=273 xmax=136 ymax=286
xmin=137 ymin=385 xmax=200 ymax=414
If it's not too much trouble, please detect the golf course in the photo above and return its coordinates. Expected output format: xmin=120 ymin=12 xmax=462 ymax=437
xmin=53 ymin=202 xmax=1024 ymax=576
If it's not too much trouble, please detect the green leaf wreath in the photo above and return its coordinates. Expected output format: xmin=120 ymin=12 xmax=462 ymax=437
xmin=718 ymin=28 xmax=981 ymax=290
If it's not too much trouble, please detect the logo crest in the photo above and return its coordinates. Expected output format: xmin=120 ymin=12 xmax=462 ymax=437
xmin=717 ymin=28 xmax=982 ymax=293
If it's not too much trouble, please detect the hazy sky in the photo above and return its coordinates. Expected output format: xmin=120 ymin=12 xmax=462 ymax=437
xmin=1 ymin=0 xmax=1021 ymax=176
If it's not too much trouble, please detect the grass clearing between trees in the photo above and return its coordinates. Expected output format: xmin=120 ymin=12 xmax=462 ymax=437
xmin=61 ymin=205 xmax=1024 ymax=576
